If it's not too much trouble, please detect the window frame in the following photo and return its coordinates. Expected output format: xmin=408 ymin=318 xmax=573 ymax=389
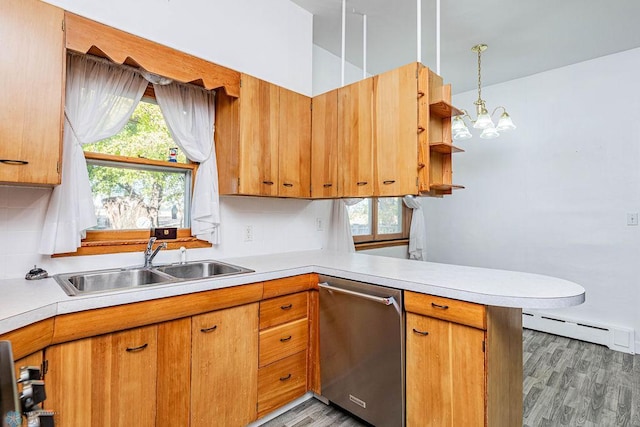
xmin=351 ymin=197 xmax=412 ymax=248
xmin=58 ymin=84 xmax=211 ymax=257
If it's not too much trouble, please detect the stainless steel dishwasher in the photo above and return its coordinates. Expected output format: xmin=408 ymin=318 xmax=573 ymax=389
xmin=319 ymin=275 xmax=404 ymax=427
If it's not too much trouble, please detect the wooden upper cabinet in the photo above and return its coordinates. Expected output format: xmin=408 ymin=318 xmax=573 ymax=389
xmin=0 ymin=0 xmax=64 ymax=185
xmin=279 ymin=87 xmax=311 ymax=198
xmin=216 ymin=74 xmax=311 ymax=197
xmin=311 ymin=89 xmax=339 ymax=198
xmin=339 ymin=78 xmax=374 ymax=197
xmin=238 ymin=75 xmax=280 ymax=196
xmin=374 ymin=63 xmax=420 ymax=196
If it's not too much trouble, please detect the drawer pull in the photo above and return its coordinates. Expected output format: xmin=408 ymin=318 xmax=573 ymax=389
xmin=431 ymin=303 xmax=449 ymax=310
xmin=323 ymin=183 xmax=333 ymax=188
xmin=383 ymin=180 xmax=396 ymax=185
xmin=126 ymin=343 xmax=148 ymax=352
xmin=200 ymin=325 xmax=218 ymax=333
xmin=0 ymin=159 xmax=29 ymax=165
xmin=280 ymin=304 xmax=293 ymax=310
xmin=417 ymin=126 xmax=426 ymax=133
xmin=283 ymin=183 xmax=294 ymax=187
xmin=356 ymin=181 xmax=368 ymax=186
xmin=412 ymin=329 xmax=429 ymax=336
xmin=262 ymin=180 xmax=274 ymax=185
xmin=417 ymin=91 xmax=425 ymax=98
xmin=280 ymin=335 xmax=292 ymax=342
xmin=279 ymin=373 xmax=292 ymax=381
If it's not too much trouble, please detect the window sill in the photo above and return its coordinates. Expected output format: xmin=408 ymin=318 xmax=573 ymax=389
xmin=52 ymin=232 xmax=212 ymax=257
xmin=355 ymin=239 xmax=409 ymax=251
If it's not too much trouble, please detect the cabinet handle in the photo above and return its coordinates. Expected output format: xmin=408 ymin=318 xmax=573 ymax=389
xmin=262 ymin=180 xmax=274 ymax=185
xmin=280 ymin=335 xmax=292 ymax=342
xmin=417 ymin=91 xmax=425 ymax=98
xmin=418 ymin=163 xmax=426 ymax=169
xmin=280 ymin=304 xmax=293 ymax=310
xmin=279 ymin=373 xmax=292 ymax=381
xmin=200 ymin=325 xmax=218 ymax=333
xmin=125 ymin=343 xmax=148 ymax=352
xmin=383 ymin=180 xmax=396 ymax=185
xmin=417 ymin=126 xmax=426 ymax=133
xmin=431 ymin=303 xmax=449 ymax=310
xmin=356 ymin=181 xmax=368 ymax=186
xmin=0 ymin=159 xmax=29 ymax=165
xmin=412 ymin=328 xmax=429 ymax=336
xmin=283 ymin=183 xmax=294 ymax=187
xmin=323 ymin=183 xmax=333 ymax=188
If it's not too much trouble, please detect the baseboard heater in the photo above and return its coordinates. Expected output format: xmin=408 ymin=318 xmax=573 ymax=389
xmin=522 ymin=311 xmax=635 ymax=354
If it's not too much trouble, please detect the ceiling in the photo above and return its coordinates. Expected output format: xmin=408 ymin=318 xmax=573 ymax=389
xmin=290 ymin=0 xmax=640 ymax=93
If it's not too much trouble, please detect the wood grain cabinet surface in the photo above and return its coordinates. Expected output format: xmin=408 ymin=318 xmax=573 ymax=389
xmin=191 ymin=303 xmax=259 ymax=427
xmin=0 ymin=0 xmax=65 ymax=185
xmin=405 ymin=291 xmax=523 ymax=427
xmin=45 ymin=325 xmax=159 ymax=427
xmin=216 ymin=74 xmax=311 ymax=198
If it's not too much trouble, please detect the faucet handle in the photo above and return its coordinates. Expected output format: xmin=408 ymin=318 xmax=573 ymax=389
xmin=146 ymin=237 xmax=157 ymax=252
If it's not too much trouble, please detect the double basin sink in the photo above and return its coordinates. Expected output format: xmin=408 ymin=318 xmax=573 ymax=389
xmin=53 ymin=260 xmax=254 ymax=296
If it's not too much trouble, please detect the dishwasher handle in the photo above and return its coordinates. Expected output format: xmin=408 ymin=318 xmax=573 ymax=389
xmin=319 ymin=282 xmax=395 ymax=306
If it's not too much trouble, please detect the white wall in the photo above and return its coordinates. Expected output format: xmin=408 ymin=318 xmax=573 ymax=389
xmin=422 ymin=47 xmax=640 ymax=348
xmin=43 ymin=0 xmax=313 ymax=95
xmin=312 ymin=45 xmax=370 ymax=96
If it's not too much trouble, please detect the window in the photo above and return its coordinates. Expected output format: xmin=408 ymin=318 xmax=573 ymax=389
xmin=74 ymin=88 xmax=209 ymax=255
xmin=347 ymin=197 xmax=411 ymax=246
xmin=83 ymin=98 xmax=193 ymax=231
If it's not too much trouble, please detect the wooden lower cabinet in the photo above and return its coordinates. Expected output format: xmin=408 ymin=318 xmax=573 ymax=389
xmin=406 ymin=313 xmax=485 ymax=427
xmin=46 ymin=325 xmax=158 ymax=427
xmin=405 ymin=291 xmax=523 ymax=427
xmin=191 ymin=303 xmax=259 ymax=427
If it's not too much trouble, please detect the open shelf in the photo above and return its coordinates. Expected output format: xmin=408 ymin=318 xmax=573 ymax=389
xmin=429 ymin=101 xmax=462 ymax=118
xmin=430 ymin=184 xmax=465 ymax=191
xmin=430 ymin=142 xmax=464 ymax=154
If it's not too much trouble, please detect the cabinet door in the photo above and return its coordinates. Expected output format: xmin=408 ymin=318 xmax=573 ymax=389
xmin=0 ymin=0 xmax=64 ymax=185
xmin=191 ymin=303 xmax=259 ymax=427
xmin=406 ymin=313 xmax=485 ymax=427
xmin=238 ymin=75 xmax=279 ymax=196
xmin=45 ymin=325 xmax=158 ymax=427
xmin=279 ymin=87 xmax=311 ymax=198
xmin=311 ymin=89 xmax=339 ymax=198
xmin=338 ymin=78 xmax=374 ymax=197
xmin=374 ymin=63 xmax=419 ymax=196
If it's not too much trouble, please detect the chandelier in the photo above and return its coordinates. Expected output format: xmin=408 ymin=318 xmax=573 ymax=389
xmin=452 ymin=44 xmax=516 ymax=140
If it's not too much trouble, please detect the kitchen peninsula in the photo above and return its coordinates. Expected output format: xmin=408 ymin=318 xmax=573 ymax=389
xmin=0 ymin=250 xmax=584 ymax=427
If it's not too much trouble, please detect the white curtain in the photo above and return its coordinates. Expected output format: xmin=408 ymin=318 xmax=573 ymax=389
xmin=39 ymin=54 xmax=147 ymax=255
xmin=325 ymin=199 xmax=363 ymax=253
xmin=403 ymin=195 xmax=427 ymax=260
xmin=153 ymin=83 xmax=220 ymax=244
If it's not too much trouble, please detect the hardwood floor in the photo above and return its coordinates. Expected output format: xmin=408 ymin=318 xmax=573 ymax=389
xmin=264 ymin=329 xmax=640 ymax=427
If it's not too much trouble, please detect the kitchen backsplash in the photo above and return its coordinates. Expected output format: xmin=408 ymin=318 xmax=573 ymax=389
xmin=0 ymin=186 xmax=332 ymax=279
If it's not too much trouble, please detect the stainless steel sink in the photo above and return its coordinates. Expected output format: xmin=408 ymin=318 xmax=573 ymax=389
xmin=55 ymin=268 xmax=174 ymax=296
xmin=53 ymin=260 xmax=254 ymax=296
xmin=155 ymin=261 xmax=254 ymax=280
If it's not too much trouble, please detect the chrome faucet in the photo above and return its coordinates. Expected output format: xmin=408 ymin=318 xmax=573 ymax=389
xmin=143 ymin=237 xmax=167 ymax=268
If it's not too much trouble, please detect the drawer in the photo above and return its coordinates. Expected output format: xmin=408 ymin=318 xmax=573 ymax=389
xmin=404 ymin=291 xmax=486 ymax=330
xmin=260 ymin=292 xmax=308 ymax=330
xmin=259 ymin=318 xmax=308 ymax=367
xmin=258 ymin=350 xmax=307 ymax=417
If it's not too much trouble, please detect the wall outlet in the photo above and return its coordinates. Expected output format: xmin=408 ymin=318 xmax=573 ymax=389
xmin=316 ymin=218 xmax=323 ymax=231
xmin=627 ymin=213 xmax=638 ymax=226
xmin=244 ymin=225 xmax=253 ymax=241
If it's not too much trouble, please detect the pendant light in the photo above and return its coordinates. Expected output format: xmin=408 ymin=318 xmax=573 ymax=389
xmin=453 ymin=44 xmax=516 ymax=140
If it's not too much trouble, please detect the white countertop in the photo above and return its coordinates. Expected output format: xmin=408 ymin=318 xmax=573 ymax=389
xmin=0 ymin=250 xmax=585 ymax=335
